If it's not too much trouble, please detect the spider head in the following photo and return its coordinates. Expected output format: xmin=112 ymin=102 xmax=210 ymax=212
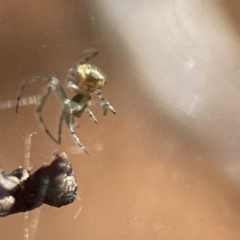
xmin=72 ymin=64 xmax=106 ymax=92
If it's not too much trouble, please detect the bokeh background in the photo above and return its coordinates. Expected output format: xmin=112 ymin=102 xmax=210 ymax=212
xmin=1 ymin=0 xmax=240 ymax=239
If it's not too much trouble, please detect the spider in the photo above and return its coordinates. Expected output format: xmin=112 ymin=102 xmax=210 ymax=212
xmin=67 ymin=51 xmax=116 ymax=115
xmin=16 ymin=52 xmax=116 ymax=155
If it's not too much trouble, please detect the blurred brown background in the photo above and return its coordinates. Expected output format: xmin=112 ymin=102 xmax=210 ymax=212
xmin=1 ymin=0 xmax=240 ymax=239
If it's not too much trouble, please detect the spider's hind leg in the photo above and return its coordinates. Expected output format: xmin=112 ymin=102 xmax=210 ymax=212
xmin=71 ymin=115 xmax=80 ymax=128
xmin=36 ymin=85 xmax=60 ymax=145
xmin=65 ymin=115 xmax=89 ymax=155
xmin=36 ymin=78 xmax=65 ymax=145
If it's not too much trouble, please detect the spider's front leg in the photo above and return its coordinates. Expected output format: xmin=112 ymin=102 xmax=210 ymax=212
xmin=71 ymin=112 xmax=97 ymax=128
xmin=95 ymin=89 xmax=116 ymax=115
xmin=85 ymin=108 xmax=98 ymax=124
xmin=88 ymin=100 xmax=109 ymax=116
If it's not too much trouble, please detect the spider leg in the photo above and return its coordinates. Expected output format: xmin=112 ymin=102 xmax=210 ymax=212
xmin=32 ymin=76 xmax=72 ymax=145
xmin=36 ymin=85 xmax=60 ymax=145
xmin=79 ymin=51 xmax=99 ymax=65
xmin=85 ymin=108 xmax=98 ymax=124
xmin=88 ymin=100 xmax=108 ymax=116
xmin=65 ymin=114 xmax=89 ymax=155
xmin=57 ymin=111 xmax=65 ymax=144
xmin=95 ymin=89 xmax=116 ymax=115
xmin=71 ymin=115 xmax=80 ymax=128
xmin=67 ymin=81 xmax=81 ymax=92
xmin=16 ymin=76 xmax=50 ymax=113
